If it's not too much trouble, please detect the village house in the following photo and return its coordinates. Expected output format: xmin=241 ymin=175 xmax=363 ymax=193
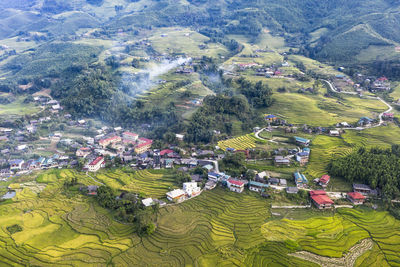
xmin=296 ymin=152 xmax=309 ymax=166
xmin=208 ymin=172 xmax=221 ymax=182
xmin=319 ymin=175 xmax=331 ymax=187
xmin=265 ymin=114 xmax=278 ymax=122
xmin=142 ymin=198 xmax=155 ymax=207
xmin=286 ymin=187 xmax=299 ymax=194
xmin=9 ymin=159 xmax=24 ymax=171
xmin=382 ymin=113 xmax=394 ymax=120
xmin=371 ymin=77 xmax=390 ymax=91
xmin=310 ymin=190 xmax=334 ymax=209
xmin=166 ymin=189 xmax=186 ymax=203
xmin=256 ymin=171 xmax=269 ymax=182
xmin=274 ymin=156 xmax=290 ymax=166
xmin=353 ymin=184 xmax=372 ymax=195
xmin=76 ymin=147 xmax=91 ymax=158
xmin=88 ymin=157 xmax=105 ymax=172
xmin=176 ymin=134 xmax=185 ymax=141
xmin=183 ymin=182 xmax=201 ymax=198
xmin=227 ymin=179 xmax=245 ymax=193
xmin=99 ymin=136 xmax=121 ymax=148
xmin=294 ymin=172 xmax=308 ymax=188
xmin=205 ymin=180 xmax=217 ymax=190
xmin=347 ymin=192 xmax=366 ymax=205
xmin=87 ymin=185 xmax=98 ymax=195
xmin=248 ymin=181 xmax=269 ymax=192
xmin=358 ymin=117 xmax=373 ymax=126
xmin=268 ymin=178 xmax=280 ymax=185
xmin=329 ymin=129 xmax=340 ymax=136
xmin=294 ymin=136 xmax=310 ymax=146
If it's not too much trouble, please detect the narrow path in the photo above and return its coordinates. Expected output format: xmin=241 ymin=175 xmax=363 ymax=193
xmin=86 ymin=172 xmax=104 ymax=185
xmin=290 ymin=238 xmax=374 ymax=267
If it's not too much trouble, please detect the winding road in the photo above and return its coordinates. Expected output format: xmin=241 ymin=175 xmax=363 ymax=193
xmin=323 ymin=80 xmax=393 ymax=129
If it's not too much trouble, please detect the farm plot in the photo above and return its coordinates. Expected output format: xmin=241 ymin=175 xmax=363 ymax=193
xmin=0 ymin=179 xmax=135 ymax=266
xmin=95 ymin=169 xmax=177 ymax=199
xmin=218 ymin=134 xmax=260 ymax=151
xmin=261 ymin=207 xmax=400 ymax=266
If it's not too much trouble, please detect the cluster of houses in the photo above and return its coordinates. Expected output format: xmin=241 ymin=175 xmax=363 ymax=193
xmin=307 ymin=181 xmax=375 ymax=209
xmin=233 ymin=61 xmax=291 ymax=79
xmin=166 ymin=182 xmax=202 ymax=203
xmin=1 ymin=154 xmax=70 ymax=179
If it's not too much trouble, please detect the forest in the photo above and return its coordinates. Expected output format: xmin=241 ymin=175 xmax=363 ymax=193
xmin=329 ymin=146 xmax=400 ymax=200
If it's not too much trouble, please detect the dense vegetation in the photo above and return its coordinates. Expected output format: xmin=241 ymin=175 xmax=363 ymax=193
xmin=329 ymin=146 xmax=400 ymax=199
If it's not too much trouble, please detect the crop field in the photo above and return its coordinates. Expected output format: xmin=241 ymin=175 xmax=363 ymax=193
xmin=305 ymin=135 xmax=353 ymax=179
xmin=1 ymin=168 xmax=400 ymax=266
xmin=94 ymin=169 xmax=177 ymax=199
xmin=217 ymin=133 xmax=260 ymax=151
xmin=262 ymin=207 xmax=400 ymax=266
xmin=148 ymin=27 xmax=229 ymax=58
xmin=266 ymin=92 xmax=386 ymax=126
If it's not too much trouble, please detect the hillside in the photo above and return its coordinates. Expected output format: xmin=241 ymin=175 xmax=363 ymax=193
xmin=0 ymin=0 xmax=400 ymax=63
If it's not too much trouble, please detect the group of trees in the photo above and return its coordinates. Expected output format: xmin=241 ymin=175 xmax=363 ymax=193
xmin=237 ymin=78 xmax=274 ymax=108
xmin=96 ymin=185 xmax=157 ymax=235
xmin=329 ymin=146 xmax=400 ymax=200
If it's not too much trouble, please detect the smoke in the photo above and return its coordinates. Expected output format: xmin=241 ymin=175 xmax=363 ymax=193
xmin=120 ymin=57 xmax=191 ymax=98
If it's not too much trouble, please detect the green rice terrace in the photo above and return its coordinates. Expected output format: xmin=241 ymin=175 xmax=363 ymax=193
xmin=217 ymin=134 xmax=261 ymax=151
xmin=1 ymin=169 xmax=400 ymax=266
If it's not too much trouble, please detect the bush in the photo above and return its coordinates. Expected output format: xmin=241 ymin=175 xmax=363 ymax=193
xmin=7 ymin=224 xmax=23 ymax=234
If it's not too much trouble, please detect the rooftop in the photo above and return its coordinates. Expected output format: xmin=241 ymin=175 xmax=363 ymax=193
xmin=89 ymin=157 xmax=104 ymax=166
xmin=312 ymin=194 xmax=334 ymax=205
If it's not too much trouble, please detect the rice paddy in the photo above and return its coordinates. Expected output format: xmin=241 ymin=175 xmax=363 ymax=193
xmin=262 ymin=207 xmax=400 ymax=266
xmin=95 ymin=169 xmax=177 ymax=198
xmin=217 ymin=133 xmax=260 ymax=151
xmin=1 ymin=167 xmax=400 ymax=266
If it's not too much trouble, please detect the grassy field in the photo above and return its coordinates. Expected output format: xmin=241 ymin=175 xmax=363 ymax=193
xmin=148 ymin=27 xmax=229 ymax=58
xmin=264 ymin=92 xmax=386 ymax=126
xmin=0 ymin=96 xmax=41 ymax=117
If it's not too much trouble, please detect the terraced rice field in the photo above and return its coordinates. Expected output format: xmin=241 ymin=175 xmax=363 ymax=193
xmin=95 ymin=169 xmax=177 ymax=199
xmin=1 ymin=168 xmax=400 ymax=266
xmin=218 ymin=134 xmax=260 ymax=151
xmin=305 ymin=135 xmax=354 ymax=179
xmin=262 ymin=207 xmax=400 ymax=266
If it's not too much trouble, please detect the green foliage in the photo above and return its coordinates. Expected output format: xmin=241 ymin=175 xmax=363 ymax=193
xmin=219 ymin=152 xmax=246 ymax=177
xmin=237 ymin=78 xmax=274 ymax=108
xmin=6 ymin=224 xmax=23 ymax=234
xmin=329 ymin=146 xmax=400 ymax=199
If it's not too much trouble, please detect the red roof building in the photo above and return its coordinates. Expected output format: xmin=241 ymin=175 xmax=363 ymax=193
xmin=160 ymin=149 xmax=174 ymax=156
xmin=227 ymin=179 xmax=245 ymax=193
xmin=310 ymin=190 xmax=333 ymax=209
xmin=311 ymin=194 xmax=334 ymax=209
xmin=310 ymin=190 xmax=327 ymax=196
xmin=88 ymin=157 xmax=105 ymax=172
xmin=99 ymin=136 xmax=121 ymax=148
xmin=135 ymin=138 xmax=153 ymax=154
xmin=347 ymin=192 xmax=366 ymax=205
xmin=319 ymin=175 xmax=330 ymax=185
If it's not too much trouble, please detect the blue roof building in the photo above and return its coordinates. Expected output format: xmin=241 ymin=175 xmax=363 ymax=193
xmin=295 ymin=136 xmax=310 ymax=146
xmin=294 ymin=172 xmax=308 ymax=188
